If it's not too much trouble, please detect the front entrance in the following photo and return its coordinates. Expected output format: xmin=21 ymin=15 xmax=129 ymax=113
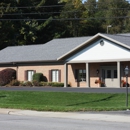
xmin=101 ymin=66 xmax=118 ymax=87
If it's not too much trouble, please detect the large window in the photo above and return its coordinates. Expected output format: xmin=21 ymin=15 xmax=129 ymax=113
xmin=75 ymin=69 xmax=86 ymax=82
xmin=25 ymin=70 xmax=35 ymax=81
xmin=27 ymin=70 xmax=34 ymax=81
xmin=49 ymin=70 xmax=61 ymax=82
xmin=52 ymin=70 xmax=59 ymax=82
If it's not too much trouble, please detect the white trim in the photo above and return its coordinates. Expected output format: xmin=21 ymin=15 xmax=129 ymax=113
xmin=64 ymin=64 xmax=68 ymax=87
xmin=99 ymin=33 xmax=130 ymax=49
xmin=67 ymin=58 xmax=130 ymax=63
xmin=86 ymin=63 xmax=89 ymax=87
xmin=117 ymin=61 xmax=121 ymax=88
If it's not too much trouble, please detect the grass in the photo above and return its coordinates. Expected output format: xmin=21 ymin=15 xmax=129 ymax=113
xmin=0 ymin=91 xmax=129 ymax=111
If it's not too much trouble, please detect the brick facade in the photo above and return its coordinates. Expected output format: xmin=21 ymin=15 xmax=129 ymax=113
xmin=0 ymin=62 xmax=130 ymax=87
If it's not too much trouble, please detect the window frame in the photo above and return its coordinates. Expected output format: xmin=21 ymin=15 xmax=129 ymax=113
xmin=75 ymin=69 xmax=86 ymax=82
xmin=25 ymin=70 xmax=35 ymax=81
xmin=49 ymin=69 xmax=61 ymax=82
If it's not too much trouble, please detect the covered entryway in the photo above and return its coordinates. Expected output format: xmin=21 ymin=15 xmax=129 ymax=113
xmin=62 ymin=34 xmax=130 ymax=88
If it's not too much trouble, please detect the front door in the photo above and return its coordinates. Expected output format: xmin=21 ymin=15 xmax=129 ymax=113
xmin=101 ymin=67 xmax=118 ymax=87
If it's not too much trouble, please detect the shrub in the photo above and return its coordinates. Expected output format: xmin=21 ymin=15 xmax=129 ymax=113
xmin=22 ymin=81 xmax=32 ymax=86
xmin=0 ymin=68 xmax=16 ymax=86
xmin=33 ymin=73 xmax=44 ymax=82
xmin=40 ymin=82 xmax=49 ymax=86
xmin=40 ymin=82 xmax=64 ymax=87
xmin=32 ymin=80 xmax=40 ymax=86
xmin=19 ymin=81 xmax=25 ymax=86
xmin=51 ymin=82 xmax=64 ymax=87
xmin=9 ymin=79 xmax=20 ymax=86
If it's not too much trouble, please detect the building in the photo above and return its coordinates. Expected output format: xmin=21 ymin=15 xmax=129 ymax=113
xmin=0 ymin=33 xmax=130 ymax=87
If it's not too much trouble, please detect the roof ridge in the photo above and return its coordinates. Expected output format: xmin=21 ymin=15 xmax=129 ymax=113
xmin=53 ymin=36 xmax=92 ymax=40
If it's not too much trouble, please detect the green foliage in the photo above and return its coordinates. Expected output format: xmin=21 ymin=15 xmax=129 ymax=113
xmin=51 ymin=82 xmax=64 ymax=87
xmin=40 ymin=82 xmax=64 ymax=87
xmin=0 ymin=68 xmax=16 ymax=86
xmin=33 ymin=73 xmax=44 ymax=82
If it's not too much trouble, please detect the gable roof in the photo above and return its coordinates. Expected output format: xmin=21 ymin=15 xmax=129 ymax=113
xmin=57 ymin=33 xmax=130 ymax=60
xmin=0 ymin=33 xmax=130 ymax=64
xmin=101 ymin=33 xmax=130 ymax=47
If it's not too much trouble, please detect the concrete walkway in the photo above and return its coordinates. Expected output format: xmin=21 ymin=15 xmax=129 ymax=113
xmin=0 ymin=108 xmax=130 ymax=123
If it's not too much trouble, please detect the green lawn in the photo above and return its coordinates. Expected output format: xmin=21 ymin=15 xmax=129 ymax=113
xmin=0 ymin=91 xmax=129 ymax=111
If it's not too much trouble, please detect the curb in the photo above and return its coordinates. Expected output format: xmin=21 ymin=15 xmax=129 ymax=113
xmin=0 ymin=108 xmax=130 ymax=123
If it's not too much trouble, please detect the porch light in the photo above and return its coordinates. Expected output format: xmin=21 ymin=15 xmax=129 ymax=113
xmin=124 ymin=66 xmax=129 ymax=109
xmin=96 ymin=69 xmax=99 ymax=75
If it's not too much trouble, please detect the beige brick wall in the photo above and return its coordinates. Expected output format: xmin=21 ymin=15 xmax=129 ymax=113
xmin=68 ymin=63 xmax=87 ymax=87
xmin=18 ymin=65 xmax=64 ymax=82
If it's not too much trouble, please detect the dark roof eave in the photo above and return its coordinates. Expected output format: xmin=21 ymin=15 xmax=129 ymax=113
xmin=0 ymin=59 xmax=64 ymax=65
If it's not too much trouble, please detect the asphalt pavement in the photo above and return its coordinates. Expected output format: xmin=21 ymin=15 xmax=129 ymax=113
xmin=0 ymin=86 xmax=130 ymax=93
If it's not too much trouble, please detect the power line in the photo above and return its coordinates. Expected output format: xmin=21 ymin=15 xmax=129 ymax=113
xmin=0 ymin=16 xmax=129 ymax=21
xmin=1 ymin=7 xmax=130 ymax=16
xmin=0 ymin=4 xmax=65 ymax=9
xmin=1 ymin=11 xmax=79 ymax=16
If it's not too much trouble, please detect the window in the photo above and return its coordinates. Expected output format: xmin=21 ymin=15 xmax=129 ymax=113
xmin=49 ymin=70 xmax=61 ymax=82
xmin=28 ymin=70 xmax=34 ymax=81
xmin=107 ymin=70 xmax=111 ymax=78
xmin=52 ymin=70 xmax=59 ymax=82
xmin=114 ymin=70 xmax=117 ymax=78
xmin=25 ymin=70 xmax=35 ymax=81
xmin=75 ymin=69 xmax=86 ymax=82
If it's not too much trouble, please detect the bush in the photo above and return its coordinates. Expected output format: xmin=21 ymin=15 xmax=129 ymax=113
xmin=33 ymin=73 xmax=44 ymax=82
xmin=32 ymin=80 xmax=40 ymax=86
xmin=20 ymin=81 xmax=32 ymax=87
xmin=51 ymin=82 xmax=64 ymax=87
xmin=0 ymin=68 xmax=16 ymax=86
xmin=40 ymin=82 xmax=49 ymax=86
xmin=9 ymin=79 xmax=20 ymax=86
xmin=40 ymin=82 xmax=64 ymax=87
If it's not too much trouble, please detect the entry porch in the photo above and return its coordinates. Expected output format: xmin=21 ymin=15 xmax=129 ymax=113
xmin=64 ymin=61 xmax=130 ymax=88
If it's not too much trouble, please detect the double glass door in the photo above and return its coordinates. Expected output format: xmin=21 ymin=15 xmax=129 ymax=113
xmin=101 ymin=67 xmax=118 ymax=87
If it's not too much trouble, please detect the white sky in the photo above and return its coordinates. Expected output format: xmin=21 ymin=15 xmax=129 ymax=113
xmin=82 ymin=0 xmax=130 ymax=3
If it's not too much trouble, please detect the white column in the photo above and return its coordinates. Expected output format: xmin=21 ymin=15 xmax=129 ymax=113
xmin=16 ymin=66 xmax=18 ymax=80
xmin=117 ymin=61 xmax=121 ymax=88
xmin=64 ymin=63 xmax=68 ymax=87
xmin=86 ymin=63 xmax=90 ymax=87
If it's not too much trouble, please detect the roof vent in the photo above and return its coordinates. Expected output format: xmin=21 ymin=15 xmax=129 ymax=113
xmin=100 ymin=40 xmax=104 ymax=46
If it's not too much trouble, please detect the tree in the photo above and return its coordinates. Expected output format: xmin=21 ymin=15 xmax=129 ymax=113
xmin=60 ymin=0 xmax=86 ymax=37
xmin=0 ymin=0 xmax=63 ymax=49
xmin=103 ymin=0 xmax=129 ymax=34
xmin=81 ymin=0 xmax=101 ymax=35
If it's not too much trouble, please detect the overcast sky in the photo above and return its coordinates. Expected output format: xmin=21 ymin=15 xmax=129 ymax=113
xmin=82 ymin=0 xmax=130 ymax=3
